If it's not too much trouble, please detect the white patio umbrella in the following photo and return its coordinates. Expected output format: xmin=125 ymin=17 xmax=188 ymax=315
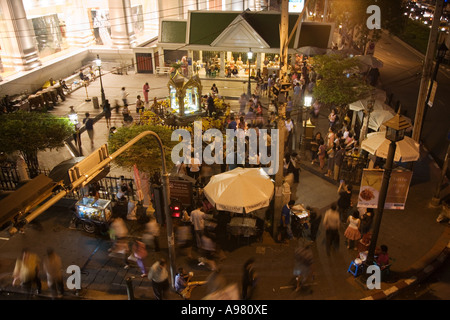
xmin=368 ymin=109 xmax=396 ymax=131
xmin=203 ymin=167 xmax=274 ymax=213
xmin=361 ymin=132 xmax=420 ymax=162
xmin=348 ymin=98 xmax=392 ymax=113
xmin=296 ymin=46 xmax=327 ymax=56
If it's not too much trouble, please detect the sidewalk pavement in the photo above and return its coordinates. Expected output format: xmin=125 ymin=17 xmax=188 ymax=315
xmin=0 ymin=70 xmax=448 ymax=301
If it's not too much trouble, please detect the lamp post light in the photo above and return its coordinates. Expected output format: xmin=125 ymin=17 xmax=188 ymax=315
xmin=365 ymin=112 xmax=411 ymax=267
xmin=95 ymin=55 xmax=106 ymax=106
xmin=300 ymin=95 xmax=312 ymax=156
xmin=68 ymin=106 xmax=82 ymax=156
xmin=247 ymin=48 xmax=253 ymax=96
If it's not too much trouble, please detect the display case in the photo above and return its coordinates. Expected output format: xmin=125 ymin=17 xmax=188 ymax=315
xmin=74 ymin=197 xmax=112 ymax=233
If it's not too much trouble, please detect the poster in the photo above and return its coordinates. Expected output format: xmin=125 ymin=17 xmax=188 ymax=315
xmin=358 ymin=169 xmax=413 ymax=210
xmin=385 ymin=170 xmax=413 ymax=210
xmin=358 ymin=169 xmax=383 ymax=208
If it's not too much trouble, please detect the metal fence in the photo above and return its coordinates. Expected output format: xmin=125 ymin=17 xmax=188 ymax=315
xmin=338 ymin=155 xmax=369 ymax=186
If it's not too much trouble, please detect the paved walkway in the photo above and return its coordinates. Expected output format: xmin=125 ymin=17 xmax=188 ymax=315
xmin=0 ymin=70 xmax=448 ymax=301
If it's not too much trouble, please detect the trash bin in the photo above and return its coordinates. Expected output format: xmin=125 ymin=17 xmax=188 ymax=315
xmin=92 ymin=96 xmax=99 ymax=109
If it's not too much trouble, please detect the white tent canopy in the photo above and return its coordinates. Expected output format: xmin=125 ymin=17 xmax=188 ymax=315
xmin=361 ymin=132 xmax=420 ymax=162
xmin=203 ymin=167 xmax=274 ymax=213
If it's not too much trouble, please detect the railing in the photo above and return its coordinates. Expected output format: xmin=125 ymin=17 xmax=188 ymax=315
xmin=338 ymin=155 xmax=369 ymax=186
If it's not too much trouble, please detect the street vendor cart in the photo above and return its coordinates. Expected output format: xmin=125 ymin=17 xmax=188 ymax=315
xmin=73 ymin=197 xmax=113 ymax=234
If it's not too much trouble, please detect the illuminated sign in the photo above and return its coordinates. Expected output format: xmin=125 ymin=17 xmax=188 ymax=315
xmin=289 ymin=0 xmax=305 ymax=13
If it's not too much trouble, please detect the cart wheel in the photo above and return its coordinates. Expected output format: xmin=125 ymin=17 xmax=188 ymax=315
xmin=83 ymin=221 xmax=96 ymax=234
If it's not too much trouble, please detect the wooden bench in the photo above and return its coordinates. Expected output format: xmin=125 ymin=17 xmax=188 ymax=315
xmin=155 ymin=67 xmax=171 ymax=76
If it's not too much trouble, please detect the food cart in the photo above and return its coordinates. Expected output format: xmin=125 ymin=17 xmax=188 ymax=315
xmin=290 ymin=204 xmax=310 ymax=239
xmin=73 ymin=197 xmax=113 ymax=234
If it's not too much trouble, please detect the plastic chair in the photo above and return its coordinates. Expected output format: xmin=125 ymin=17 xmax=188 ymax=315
xmin=347 ymin=258 xmax=363 ymax=277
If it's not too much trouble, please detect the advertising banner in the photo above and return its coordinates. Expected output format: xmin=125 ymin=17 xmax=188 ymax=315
xmin=358 ymin=169 xmax=413 ymax=210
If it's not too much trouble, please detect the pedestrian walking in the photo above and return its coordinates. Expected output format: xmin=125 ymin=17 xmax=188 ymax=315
xmin=120 ymin=87 xmax=129 ymax=106
xmin=144 ymin=215 xmax=160 ymax=252
xmin=82 ymin=112 xmax=94 ymax=148
xmin=337 ymin=180 xmax=352 ymax=222
xmin=43 ymin=248 xmax=64 ymax=298
xmin=241 ymin=257 xmax=257 ymax=300
xmin=190 ymin=204 xmax=206 ymax=249
xmin=344 ymin=210 xmax=361 ymax=250
xmin=143 ymin=82 xmax=150 ymax=103
xmin=323 ymin=203 xmax=340 ymax=255
xmin=293 ymin=244 xmax=314 ymax=292
xmin=12 ymin=248 xmax=42 ymax=295
xmin=103 ymin=99 xmax=112 ymax=128
xmin=131 ymin=239 xmax=148 ymax=277
xmin=148 ymin=258 xmax=169 ymax=300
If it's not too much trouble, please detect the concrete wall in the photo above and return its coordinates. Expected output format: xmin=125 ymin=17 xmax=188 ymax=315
xmin=0 ymin=48 xmax=135 ymax=97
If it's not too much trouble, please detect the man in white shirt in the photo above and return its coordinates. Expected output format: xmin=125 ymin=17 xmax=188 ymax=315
xmin=148 ymin=259 xmax=169 ymax=300
xmin=190 ymin=205 xmax=205 ymax=249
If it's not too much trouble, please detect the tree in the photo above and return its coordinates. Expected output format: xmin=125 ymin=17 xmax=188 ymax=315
xmin=0 ymin=111 xmax=74 ymax=177
xmin=312 ymin=54 xmax=370 ymax=107
xmin=108 ymin=124 xmax=178 ymax=174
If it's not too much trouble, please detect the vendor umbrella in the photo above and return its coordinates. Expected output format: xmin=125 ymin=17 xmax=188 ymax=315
xmin=203 ymin=167 xmax=274 ymax=213
xmin=296 ymin=46 xmax=327 ymax=56
xmin=361 ymin=132 xmax=420 ymax=162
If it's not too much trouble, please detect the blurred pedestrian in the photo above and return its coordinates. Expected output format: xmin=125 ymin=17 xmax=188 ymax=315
xmin=176 ymin=209 xmax=194 ymax=259
xmin=323 ymin=203 xmax=340 ymax=255
xmin=103 ymin=99 xmax=112 ymax=128
xmin=241 ymin=257 xmax=257 ymax=300
xmin=198 ymin=233 xmax=217 ymax=271
xmin=43 ymin=248 xmax=64 ymax=298
xmin=12 ymin=248 xmax=42 ymax=295
xmin=131 ymin=239 xmax=148 ymax=277
xmin=307 ymin=206 xmax=321 ymax=242
xmin=144 ymin=215 xmax=160 ymax=252
xmin=337 ymin=181 xmax=352 ymax=223
xmin=148 ymin=258 xmax=169 ymax=300
xmin=82 ymin=112 xmax=94 ymax=148
xmin=293 ymin=244 xmax=314 ymax=292
xmin=190 ymin=204 xmax=206 ymax=249
xmin=175 ymin=267 xmax=206 ymax=299
xmin=120 ymin=87 xmax=129 ymax=106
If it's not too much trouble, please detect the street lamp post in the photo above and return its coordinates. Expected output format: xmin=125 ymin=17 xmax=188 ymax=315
xmin=247 ymin=48 xmax=253 ymax=96
xmin=68 ymin=106 xmax=82 ymax=156
xmin=95 ymin=55 xmax=106 ymax=106
xmin=300 ymin=95 xmax=312 ymax=156
xmin=365 ymin=112 xmax=411 ymax=267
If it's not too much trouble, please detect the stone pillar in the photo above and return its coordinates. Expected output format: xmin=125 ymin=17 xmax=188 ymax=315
xmin=108 ymin=0 xmax=137 ymax=49
xmin=220 ymin=51 xmax=225 ymax=77
xmin=63 ymin=0 xmax=95 ymax=48
xmin=0 ymin=0 xmax=41 ymax=71
xmin=158 ymin=47 xmax=165 ymax=67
